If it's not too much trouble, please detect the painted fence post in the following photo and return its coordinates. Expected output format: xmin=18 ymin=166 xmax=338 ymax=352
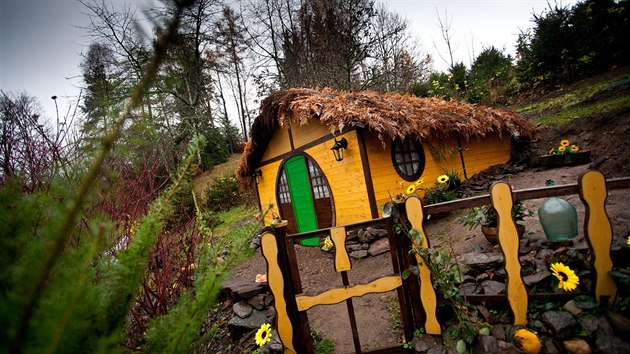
xmin=578 ymin=170 xmax=618 ymax=305
xmin=490 ymin=182 xmax=528 ymax=325
xmin=260 ymin=225 xmax=312 ymax=353
xmin=405 ymin=196 xmax=442 ymax=335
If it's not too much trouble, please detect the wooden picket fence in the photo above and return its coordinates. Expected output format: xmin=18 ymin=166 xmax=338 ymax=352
xmin=260 ymin=170 xmax=630 ymax=354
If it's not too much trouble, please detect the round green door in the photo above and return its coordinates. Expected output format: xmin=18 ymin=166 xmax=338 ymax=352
xmin=284 ymin=155 xmax=319 ymax=245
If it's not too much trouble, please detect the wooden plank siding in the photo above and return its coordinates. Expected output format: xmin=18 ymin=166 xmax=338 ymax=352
xmin=260 ymin=127 xmax=292 ymax=162
xmin=365 ymin=131 xmax=512 ymax=215
xmin=257 ymin=160 xmax=283 ymax=225
xmin=304 ymin=131 xmax=373 ymax=225
xmin=290 ymin=119 xmax=330 ymax=149
xmin=459 ymin=135 xmax=512 ymax=177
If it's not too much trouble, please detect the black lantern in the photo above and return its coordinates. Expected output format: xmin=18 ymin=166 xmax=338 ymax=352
xmin=252 ymin=169 xmax=262 ymax=184
xmin=330 ymin=137 xmax=348 ymax=162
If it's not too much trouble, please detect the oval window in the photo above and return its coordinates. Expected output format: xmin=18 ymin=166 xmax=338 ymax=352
xmin=391 ymin=138 xmax=425 ymax=181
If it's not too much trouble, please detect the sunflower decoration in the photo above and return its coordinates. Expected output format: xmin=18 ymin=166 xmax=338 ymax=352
xmin=627 ymin=235 xmax=630 ymax=246
xmin=550 ymin=262 xmax=580 ymax=291
xmin=436 ymin=174 xmax=449 ymax=184
xmin=548 ymin=139 xmax=582 ymax=155
xmin=513 ymin=328 xmax=542 ymax=354
xmin=322 ymin=235 xmax=334 ymax=252
xmin=415 ymin=177 xmax=424 ymax=187
xmin=255 ymin=323 xmax=273 ymax=346
xmin=406 ymin=184 xmax=416 ymax=195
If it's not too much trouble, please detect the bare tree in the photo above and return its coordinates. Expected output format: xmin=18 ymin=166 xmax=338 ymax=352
xmin=435 ymin=8 xmax=458 ymax=71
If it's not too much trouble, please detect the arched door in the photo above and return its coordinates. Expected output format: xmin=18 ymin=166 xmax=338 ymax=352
xmin=277 ymin=155 xmax=334 ymax=239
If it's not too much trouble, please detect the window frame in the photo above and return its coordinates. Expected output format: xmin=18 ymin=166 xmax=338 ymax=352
xmin=391 ymin=138 xmax=426 ymax=181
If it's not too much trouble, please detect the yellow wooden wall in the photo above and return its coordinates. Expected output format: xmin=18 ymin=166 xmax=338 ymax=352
xmin=256 ymin=160 xmax=283 ymax=225
xmin=260 ymin=127 xmax=291 ymax=162
xmin=365 ymin=131 xmax=511 ymax=215
xmin=304 ymin=131 xmax=372 ymax=225
xmin=291 ymin=120 xmax=329 ymax=149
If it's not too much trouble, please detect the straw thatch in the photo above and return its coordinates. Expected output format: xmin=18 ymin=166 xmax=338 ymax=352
xmin=237 ymin=88 xmax=537 ymax=180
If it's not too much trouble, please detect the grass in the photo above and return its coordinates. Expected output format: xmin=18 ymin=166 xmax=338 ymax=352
xmin=311 ymin=330 xmax=335 ymax=354
xmin=515 ymin=71 xmax=630 ymax=126
xmin=534 ymin=95 xmax=630 ymax=126
xmin=212 ymin=204 xmax=260 ymax=266
xmin=515 ymin=73 xmax=630 ymax=116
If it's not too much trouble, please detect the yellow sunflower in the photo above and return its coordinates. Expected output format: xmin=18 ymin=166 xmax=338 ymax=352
xmin=571 ymin=144 xmax=579 ymax=152
xmin=513 ymin=328 xmax=542 ymax=354
xmin=322 ymin=236 xmax=334 ymax=251
xmin=437 ymin=174 xmax=449 ymax=184
xmin=627 ymin=235 xmax=630 ymax=246
xmin=548 ymin=148 xmax=555 ymax=155
xmin=558 ymin=146 xmax=566 ymax=152
xmin=406 ymin=184 xmax=416 ymax=195
xmin=550 ymin=262 xmax=580 ymax=291
xmin=414 ymin=178 xmax=424 ymax=187
xmin=560 ymin=139 xmax=570 ymax=146
xmin=255 ymin=323 xmax=272 ymax=346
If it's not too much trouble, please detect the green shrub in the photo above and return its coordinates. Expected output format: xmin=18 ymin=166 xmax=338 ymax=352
xmin=206 ymin=174 xmax=240 ymax=211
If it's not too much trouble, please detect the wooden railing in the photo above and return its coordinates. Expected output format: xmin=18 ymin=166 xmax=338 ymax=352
xmin=260 ymin=170 xmax=630 ymax=354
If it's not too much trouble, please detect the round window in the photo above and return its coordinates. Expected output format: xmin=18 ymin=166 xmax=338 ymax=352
xmin=391 ymin=138 xmax=425 ymax=181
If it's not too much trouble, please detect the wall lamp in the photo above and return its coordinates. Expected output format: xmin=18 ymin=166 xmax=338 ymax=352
xmin=252 ymin=169 xmax=262 ymax=184
xmin=330 ymin=137 xmax=348 ymax=162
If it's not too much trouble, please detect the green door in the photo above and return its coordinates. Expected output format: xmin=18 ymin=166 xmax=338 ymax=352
xmin=284 ymin=155 xmax=319 ymax=245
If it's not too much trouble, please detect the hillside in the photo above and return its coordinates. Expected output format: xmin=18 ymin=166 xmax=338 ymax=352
xmin=513 ymin=67 xmax=630 ymax=177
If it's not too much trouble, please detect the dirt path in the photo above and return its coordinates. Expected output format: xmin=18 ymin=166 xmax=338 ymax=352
xmin=230 ymin=163 xmax=630 ymax=353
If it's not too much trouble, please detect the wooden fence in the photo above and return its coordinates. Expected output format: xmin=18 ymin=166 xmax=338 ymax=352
xmin=260 ymin=170 xmax=630 ymax=354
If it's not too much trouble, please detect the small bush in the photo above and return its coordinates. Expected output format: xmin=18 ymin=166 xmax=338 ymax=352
xmin=206 ymin=174 xmax=240 ymax=211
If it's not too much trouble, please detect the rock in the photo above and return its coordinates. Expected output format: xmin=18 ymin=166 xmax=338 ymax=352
xmin=523 ymin=270 xmax=551 ymax=286
xmin=459 ymin=282 xmax=481 ymax=296
xmin=497 ymin=340 xmax=520 ymax=353
xmin=368 ymin=238 xmax=390 ymax=256
xmin=481 ymin=280 xmax=506 ymax=294
xmin=541 ymin=311 xmax=576 ymax=339
xmin=411 ymin=335 xmax=441 ymax=352
xmin=457 ymin=252 xmax=504 ymax=272
xmin=357 ymin=227 xmax=383 ymax=243
xmin=563 ymin=338 xmax=591 ymax=354
xmin=346 ymin=230 xmax=358 ymax=241
xmin=228 ymin=309 xmax=268 ymax=338
xmin=477 ymin=305 xmax=493 ymax=323
xmin=361 ymin=243 xmax=370 ymax=250
xmin=232 ymin=301 xmax=253 ymax=318
xmin=248 ymin=294 xmax=272 ymax=310
xmin=223 ymin=278 xmax=267 ymax=300
xmin=578 ymin=315 xmax=613 ymax=338
xmin=426 ymin=347 xmax=447 ymax=354
xmin=346 ymin=243 xmax=363 ymax=251
xmin=607 ymin=310 xmax=630 ymax=334
xmin=543 ymin=336 xmax=562 ymax=354
xmin=562 ymin=300 xmax=583 ymax=316
xmin=490 ymin=324 xmax=509 ymax=341
xmin=474 ymin=335 xmax=498 ymax=353
xmin=593 ymin=334 xmax=630 ymax=353
xmin=349 ymin=250 xmax=368 ymax=259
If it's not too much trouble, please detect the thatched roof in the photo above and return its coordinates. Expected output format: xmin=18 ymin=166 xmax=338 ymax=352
xmin=237 ymin=88 xmax=537 ymax=180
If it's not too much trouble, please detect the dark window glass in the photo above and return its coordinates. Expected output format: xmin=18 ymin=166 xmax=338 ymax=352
xmin=391 ymin=138 xmax=425 ymax=181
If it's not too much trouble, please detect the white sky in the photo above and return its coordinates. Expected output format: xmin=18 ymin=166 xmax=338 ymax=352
xmin=1 ymin=0 xmax=578 ymax=123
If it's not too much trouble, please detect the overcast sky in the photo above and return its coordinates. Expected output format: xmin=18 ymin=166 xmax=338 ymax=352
xmin=1 ymin=0 xmax=578 ymax=123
